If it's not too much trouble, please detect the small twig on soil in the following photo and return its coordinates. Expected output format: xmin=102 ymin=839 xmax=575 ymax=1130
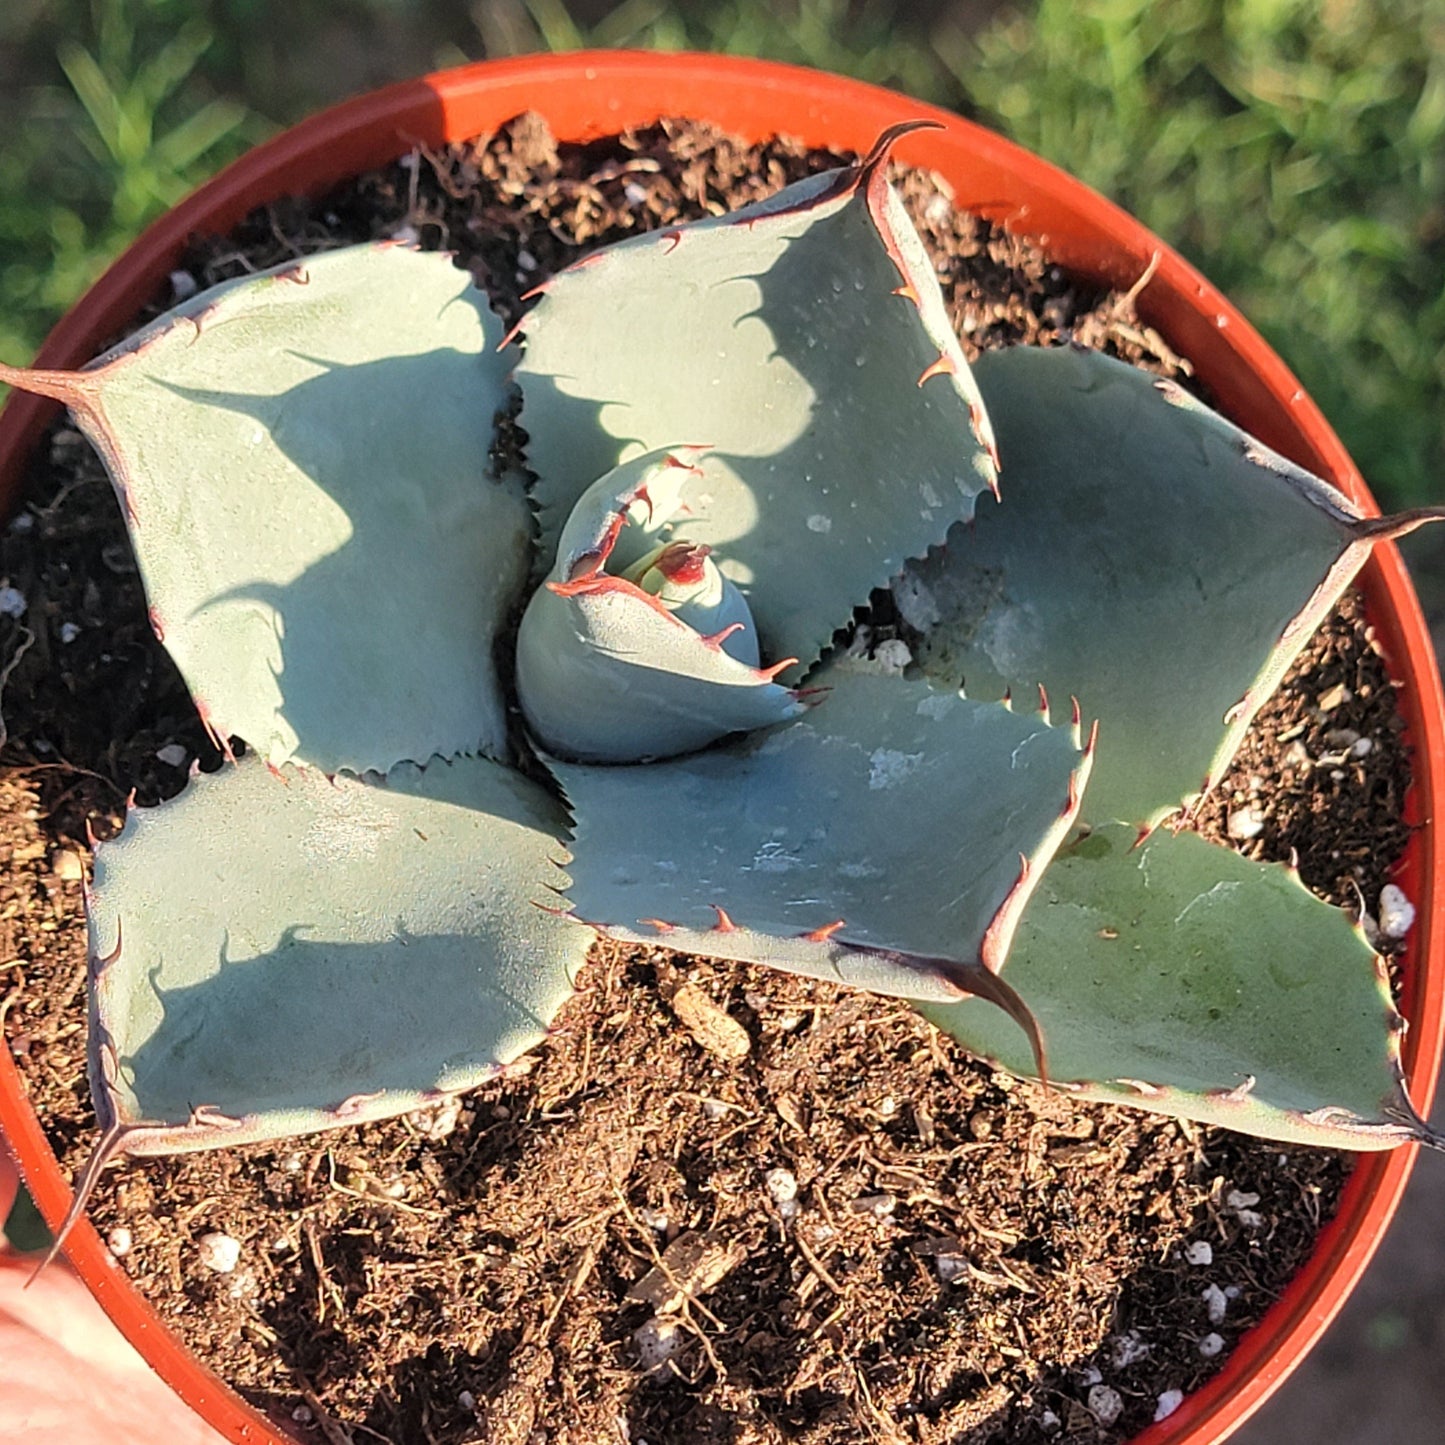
xmin=807 ymin=1301 xmax=846 ymax=1343
xmin=853 ymin=1362 xmax=908 ymax=1445
xmin=793 ymin=1229 xmax=845 ymax=1297
xmin=0 ymin=985 xmax=21 ymax=1036
xmin=2 ymin=758 xmax=126 ymax=801
xmin=0 ymin=625 xmax=36 ymax=753
xmin=303 ymin=1219 xmax=344 ymax=1327
xmin=1111 ymin=249 xmax=1161 ymax=315
xmin=531 ymin=1237 xmax=602 ymax=1345
xmin=296 ymin=1379 xmax=357 ymax=1445
xmin=612 ymin=1183 xmax=728 ymax=1379
xmin=324 ymin=1152 xmax=443 ymax=1217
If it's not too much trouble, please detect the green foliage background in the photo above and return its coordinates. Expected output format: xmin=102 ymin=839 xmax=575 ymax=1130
xmin=0 ymin=0 xmax=1441 ymax=508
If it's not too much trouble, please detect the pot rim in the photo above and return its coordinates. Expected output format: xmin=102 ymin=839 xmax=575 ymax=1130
xmin=0 ymin=48 xmax=1440 ymax=1445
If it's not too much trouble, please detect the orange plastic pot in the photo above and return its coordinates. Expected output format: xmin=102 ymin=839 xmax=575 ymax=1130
xmin=0 ymin=50 xmax=1440 ymax=1445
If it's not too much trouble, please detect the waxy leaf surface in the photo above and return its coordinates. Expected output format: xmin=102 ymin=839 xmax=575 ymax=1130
xmin=920 ymin=824 xmax=1421 ymax=1150
xmin=61 ymin=245 xmax=527 ymax=774
xmin=553 ymin=662 xmax=1089 ymax=1035
xmin=903 ymin=345 xmax=1379 ymax=828
xmin=87 ymin=754 xmax=588 ymax=1155
xmin=518 ymin=157 xmax=997 ymax=682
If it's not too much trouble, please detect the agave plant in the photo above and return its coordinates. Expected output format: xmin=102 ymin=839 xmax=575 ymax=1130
xmin=2 ymin=124 xmax=1441 ymax=1248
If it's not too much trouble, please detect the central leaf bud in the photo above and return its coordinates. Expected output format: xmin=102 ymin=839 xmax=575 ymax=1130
xmin=623 ymin=541 xmax=759 ymax=666
xmin=514 ymin=448 xmax=801 ymax=763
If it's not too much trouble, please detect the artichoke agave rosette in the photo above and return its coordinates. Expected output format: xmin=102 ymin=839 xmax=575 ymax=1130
xmin=2 ymin=123 xmax=1440 ymax=1250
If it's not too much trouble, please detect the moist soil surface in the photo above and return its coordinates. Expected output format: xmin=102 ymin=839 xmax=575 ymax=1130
xmin=0 ymin=116 xmax=1418 ymax=1444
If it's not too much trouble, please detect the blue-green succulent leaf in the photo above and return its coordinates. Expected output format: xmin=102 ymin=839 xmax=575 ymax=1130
xmin=920 ymin=823 xmax=1432 ymax=1151
xmin=517 ymin=448 xmax=804 ymax=762
xmin=551 ymin=660 xmax=1092 ymax=1058
xmin=84 ymin=754 xmax=588 ymax=1155
xmin=902 ymin=345 xmax=1440 ymax=830
xmin=2 ymin=245 xmax=528 ymax=774
xmin=516 ymin=133 xmax=998 ymax=683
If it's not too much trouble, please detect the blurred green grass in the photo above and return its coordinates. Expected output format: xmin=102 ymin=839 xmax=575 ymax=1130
xmin=0 ymin=0 xmax=1441 ymax=507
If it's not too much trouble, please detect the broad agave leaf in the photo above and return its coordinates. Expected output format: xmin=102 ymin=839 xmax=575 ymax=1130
xmin=902 ymin=345 xmax=1445 ymax=830
xmin=0 ymin=245 xmax=528 ymax=775
xmin=85 ymin=753 xmax=588 ymax=1156
xmin=515 ymin=124 xmax=999 ymax=684
xmin=920 ymin=824 xmax=1431 ymax=1150
xmin=553 ymin=659 xmax=1095 ymax=1068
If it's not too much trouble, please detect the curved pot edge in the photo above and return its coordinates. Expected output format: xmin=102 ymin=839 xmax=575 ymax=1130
xmin=0 ymin=49 xmax=1440 ymax=1445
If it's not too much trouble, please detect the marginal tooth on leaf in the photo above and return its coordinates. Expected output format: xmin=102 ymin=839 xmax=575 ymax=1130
xmin=92 ymin=921 xmax=123 ymax=975
xmin=1061 ymin=725 xmax=1097 ymax=821
xmin=892 ymin=282 xmax=921 ymax=306
xmin=802 ymin=919 xmax=847 ymax=943
xmin=1036 ymin=682 xmax=1050 ymax=722
xmin=93 ymin=1038 xmax=121 ymax=1098
xmin=754 ymin=656 xmax=799 ymax=683
xmin=917 ymin=353 xmax=958 ymax=388
xmin=1001 ymin=687 xmax=1013 ymax=711
xmin=497 ymin=312 xmax=529 ymax=351
xmin=1206 ymin=1075 xmax=1257 ymax=1103
xmin=640 ymin=918 xmax=676 ymax=935
xmin=334 ymin=1090 xmax=386 ymax=1119
xmin=1065 ymin=770 xmax=1081 ymax=820
xmin=1301 ymin=1105 xmax=1363 ymax=1128
xmin=147 ymin=606 xmax=165 ymax=642
xmin=125 ymin=788 xmax=137 ymax=811
xmin=195 ymin=701 xmax=236 ymax=764
xmin=1115 ymin=1078 xmax=1167 ymax=1099
xmin=700 ymin=621 xmax=747 ymax=650
xmin=187 ymin=1103 xmax=247 ymax=1130
xmin=274 ymin=263 xmax=311 ymax=286
xmin=660 ymin=229 xmax=685 ymax=254
xmin=710 ymin=904 xmax=741 ymax=934
xmin=969 ymin=401 xmax=1004 ymax=484
xmin=980 ymin=853 xmax=1031 ymax=974
xmin=663 ymin=447 xmax=711 ymax=468
xmin=560 ymin=251 xmax=607 ymax=278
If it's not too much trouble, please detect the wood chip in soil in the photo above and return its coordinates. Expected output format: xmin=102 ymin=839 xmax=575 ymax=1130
xmin=0 ymin=114 xmax=1417 ymax=1445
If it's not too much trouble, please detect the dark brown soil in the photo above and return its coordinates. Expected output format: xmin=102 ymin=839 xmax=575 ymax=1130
xmin=0 ymin=116 xmax=1416 ymax=1445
